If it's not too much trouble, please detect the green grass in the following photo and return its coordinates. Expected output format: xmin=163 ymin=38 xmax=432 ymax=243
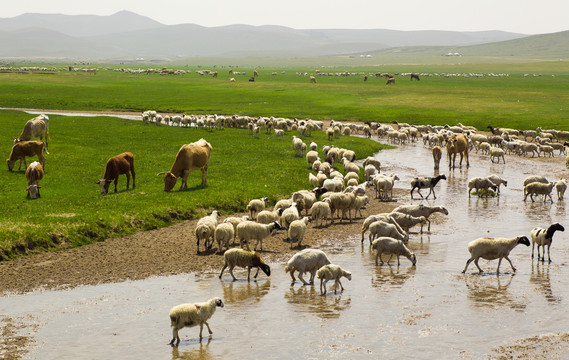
xmin=0 ymin=110 xmax=386 ymax=260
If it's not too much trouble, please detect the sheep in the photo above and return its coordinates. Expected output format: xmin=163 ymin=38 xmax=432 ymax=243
xmin=223 ymin=215 xmax=249 ymax=245
xmin=309 ymin=142 xmax=317 ymax=151
xmin=281 ymin=202 xmax=300 ymax=229
xmin=292 ymin=136 xmax=304 ymax=157
xmin=410 ymin=174 xmax=447 ymax=200
xmin=96 ymin=152 xmax=135 ymax=195
xmin=372 ymin=173 xmax=399 ymax=200
xmin=462 ymin=236 xmax=530 ymax=274
xmin=326 ymin=127 xmax=334 ymax=141
xmin=432 ymin=146 xmax=443 ymax=170
xmin=490 ymin=147 xmax=506 ymax=163
xmin=486 ymin=175 xmax=508 ymax=194
xmin=292 ymin=188 xmax=327 ymax=216
xmin=310 ymin=200 xmax=332 ymax=227
xmin=555 ymin=179 xmax=567 ymax=200
xmin=25 ymin=161 xmax=44 ymax=199
xmin=371 ymin=237 xmax=417 ymax=266
xmin=316 ymin=264 xmax=352 ymax=295
xmin=523 ymin=175 xmax=548 ymax=187
xmin=362 ymin=156 xmax=381 ymax=171
xmin=306 ymin=150 xmax=319 ymax=167
xmin=385 ymin=212 xmax=428 ymax=234
xmin=344 ymin=171 xmax=359 ymax=185
xmin=274 ymin=198 xmax=293 ymax=212
xmin=214 ymin=222 xmax=234 ymax=252
xmin=327 ymin=191 xmax=357 ymax=222
xmin=6 ymin=140 xmax=46 ymax=171
xmin=523 ymin=182 xmax=555 ymax=202
xmin=530 ymin=223 xmax=565 ymax=263
xmin=364 ymin=165 xmax=378 ymax=182
xmin=351 ymin=195 xmax=369 ymax=218
xmin=168 ymin=297 xmax=224 ymax=345
xmin=236 ymin=221 xmax=281 ymax=251
xmin=391 ymin=204 xmax=449 ymax=232
xmin=247 ymin=197 xmax=268 ymax=219
xmin=367 ymin=221 xmax=409 ymax=245
xmin=219 ymin=248 xmax=271 ymax=281
xmin=287 ymin=217 xmax=310 ymax=249
xmin=274 ymin=128 xmax=284 ymax=139
xmin=538 ymin=144 xmax=555 ymax=158
xmin=467 ymin=177 xmax=498 ymax=198
xmin=256 ymin=208 xmax=283 ymax=224
xmin=361 ymin=214 xmax=405 ymax=241
xmin=285 ymin=249 xmax=332 ymax=285
xmin=195 ymin=210 xmax=219 ymax=254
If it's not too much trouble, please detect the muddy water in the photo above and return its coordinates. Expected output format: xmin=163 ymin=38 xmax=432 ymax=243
xmin=2 ymin=140 xmax=569 ymax=359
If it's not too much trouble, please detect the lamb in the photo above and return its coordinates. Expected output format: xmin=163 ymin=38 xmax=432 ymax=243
xmin=223 ymin=215 xmax=250 ymax=245
xmin=219 ymin=248 xmax=271 ymax=281
xmin=523 ymin=182 xmax=555 ymax=202
xmin=6 ymin=140 xmax=46 ymax=171
xmin=467 ymin=177 xmax=498 ymax=198
xmin=274 ymin=128 xmax=284 ymax=139
xmin=410 ymin=174 xmax=447 ymax=199
xmin=462 ymin=236 xmax=530 ymax=274
xmin=432 ymin=146 xmax=443 ymax=170
xmin=364 ymin=165 xmax=378 ymax=182
xmin=310 ymin=200 xmax=332 ymax=227
xmin=214 ymin=222 xmax=234 ymax=252
xmin=281 ymin=202 xmax=300 ymax=229
xmin=490 ymin=147 xmax=506 ymax=163
xmin=195 ymin=210 xmax=219 ymax=254
xmin=287 ymin=217 xmax=310 ymax=249
xmin=236 ymin=221 xmax=281 ymax=251
xmin=247 ymin=197 xmax=268 ymax=219
xmin=326 ymin=127 xmax=334 ymax=141
xmin=391 ymin=204 xmax=449 ymax=232
xmin=168 ymin=297 xmax=224 ymax=345
xmin=530 ymin=223 xmax=565 ymax=262
xmin=555 ymin=179 xmax=567 ymax=200
xmin=256 ymin=208 xmax=283 ymax=224
xmin=367 ymin=220 xmax=409 ymax=245
xmin=96 ymin=152 xmax=135 ymax=195
xmin=25 ymin=161 xmax=44 ymax=199
xmin=285 ymin=249 xmax=332 ymax=285
xmin=316 ymin=264 xmax=352 ymax=295
xmin=486 ymin=175 xmax=508 ymax=194
xmin=309 ymin=142 xmax=317 ymax=151
xmin=371 ymin=237 xmax=417 ymax=266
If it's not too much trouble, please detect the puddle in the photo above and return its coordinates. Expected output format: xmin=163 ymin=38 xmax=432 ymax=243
xmin=2 ymin=138 xmax=569 ymax=359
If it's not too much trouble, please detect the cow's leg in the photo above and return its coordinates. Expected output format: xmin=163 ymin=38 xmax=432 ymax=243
xmin=201 ymin=165 xmax=208 ymax=186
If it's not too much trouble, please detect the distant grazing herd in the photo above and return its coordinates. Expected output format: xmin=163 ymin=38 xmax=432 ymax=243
xmin=5 ymin=111 xmax=569 ymax=345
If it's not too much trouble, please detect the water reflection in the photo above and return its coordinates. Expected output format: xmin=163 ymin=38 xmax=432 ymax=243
xmin=284 ymin=285 xmax=351 ymax=319
xmin=171 ymin=338 xmax=213 ymax=360
xmin=219 ymin=279 xmax=271 ymax=305
xmin=463 ymin=274 xmax=526 ymax=311
xmin=530 ymin=260 xmax=561 ymax=304
xmin=371 ymin=264 xmax=416 ymax=289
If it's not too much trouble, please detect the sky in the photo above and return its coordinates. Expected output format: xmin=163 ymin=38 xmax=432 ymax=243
xmin=3 ymin=0 xmax=569 ymax=35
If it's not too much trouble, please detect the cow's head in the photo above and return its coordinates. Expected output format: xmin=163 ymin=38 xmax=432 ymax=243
xmin=158 ymin=172 xmax=177 ymax=192
xmin=6 ymin=159 xmax=15 ymax=171
xmin=96 ymin=179 xmax=111 ymax=195
xmin=26 ymin=184 xmax=41 ymax=199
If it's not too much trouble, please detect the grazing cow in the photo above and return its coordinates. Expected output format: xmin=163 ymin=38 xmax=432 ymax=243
xmin=25 ymin=161 xmax=44 ymax=199
xmin=158 ymin=138 xmax=213 ymax=191
xmin=386 ymin=77 xmax=395 ymax=85
xmin=6 ymin=140 xmax=46 ymax=171
xmin=446 ymin=134 xmax=470 ymax=168
xmin=14 ymin=115 xmax=49 ymax=153
xmin=96 ymin=152 xmax=135 ymax=195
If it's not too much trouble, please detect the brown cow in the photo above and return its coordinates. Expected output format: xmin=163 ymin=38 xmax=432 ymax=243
xmin=432 ymin=146 xmax=443 ymax=170
xmin=447 ymin=134 xmax=470 ymax=168
xmin=25 ymin=161 xmax=44 ymax=199
xmin=386 ymin=77 xmax=395 ymax=85
xmin=96 ymin=152 xmax=135 ymax=195
xmin=158 ymin=138 xmax=213 ymax=191
xmin=7 ymin=140 xmax=46 ymax=171
xmin=14 ymin=114 xmax=49 ymax=153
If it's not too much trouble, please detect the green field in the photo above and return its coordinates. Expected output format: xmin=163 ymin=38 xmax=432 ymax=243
xmin=1 ymin=60 xmax=568 ymax=260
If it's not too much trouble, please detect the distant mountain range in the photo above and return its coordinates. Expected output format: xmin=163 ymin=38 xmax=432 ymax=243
xmin=0 ymin=10 xmax=566 ymax=60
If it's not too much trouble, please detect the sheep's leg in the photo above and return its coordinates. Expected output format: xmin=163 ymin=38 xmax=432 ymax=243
xmin=219 ymin=264 xmax=227 ymax=279
xmin=169 ymin=327 xmax=180 ymax=346
xmin=462 ymin=258 xmax=473 ymax=273
xmin=229 ymin=266 xmax=237 ymax=281
xmin=427 ymin=219 xmax=431 ymax=232
xmin=386 ymin=254 xmax=394 ymax=265
xmin=337 ymin=279 xmax=344 ymax=292
xmin=320 ymin=279 xmax=326 ymax=295
xmin=473 ymin=258 xmax=484 ymax=274
xmin=503 ymin=256 xmax=516 ymax=273
xmin=531 ymin=242 xmax=535 ymax=258
xmin=199 ymin=323 xmax=204 ymax=339
xmin=204 ymin=321 xmax=213 ymax=335
xmin=254 ymin=266 xmax=260 ymax=279
xmin=546 ymin=244 xmax=552 ymax=263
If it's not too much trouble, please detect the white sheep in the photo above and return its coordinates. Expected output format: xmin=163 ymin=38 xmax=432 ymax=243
xmin=309 ymin=142 xmax=317 ymax=151
xmin=362 ymin=156 xmax=380 ymax=171
xmin=285 ymin=249 xmax=331 ymax=285
xmin=219 ymin=248 xmax=271 ymax=281
xmin=223 ymin=215 xmax=250 ymax=245
xmin=371 ymin=237 xmax=417 ymax=266
xmin=351 ymin=195 xmax=369 ymax=218
xmin=274 ymin=198 xmax=293 ymax=212
xmin=247 ymin=197 xmax=268 ymax=219
xmin=168 ymin=297 xmax=224 ymax=345
xmin=384 ymin=212 xmax=427 ymax=234
xmin=256 ymin=208 xmax=283 ymax=224
xmin=342 ymin=157 xmax=359 ymax=175
xmin=214 ymin=222 xmax=234 ymax=252
xmin=287 ymin=217 xmax=310 ymax=249
xmin=372 ymin=173 xmax=399 ymax=200
xmin=555 ymin=179 xmax=567 ymax=200
xmin=486 ymin=174 xmax=508 ymax=194
xmin=490 ymin=147 xmax=506 ymax=163
xmin=274 ymin=128 xmax=284 ymax=139
xmin=292 ymin=136 xmax=304 ymax=157
xmin=281 ymin=202 xmax=300 ymax=229
xmin=306 ymin=150 xmax=319 ymax=167
xmin=462 ymin=236 xmax=530 ymax=274
xmin=367 ymin=220 xmax=409 ymax=245
xmin=522 ymin=175 xmax=548 ymax=187
xmin=195 ymin=210 xmax=219 ymax=254
xmin=236 ymin=221 xmax=281 ymax=251
xmin=530 ymin=223 xmax=565 ymax=263
xmin=361 ymin=214 xmax=404 ymax=241
xmin=467 ymin=177 xmax=498 ymax=198
xmin=523 ymin=182 xmax=555 ymax=202
xmin=316 ymin=264 xmax=352 ymax=295
xmin=292 ymin=188 xmax=327 ymax=216
xmin=391 ymin=204 xmax=449 ymax=232
xmin=310 ymin=200 xmax=332 ymax=227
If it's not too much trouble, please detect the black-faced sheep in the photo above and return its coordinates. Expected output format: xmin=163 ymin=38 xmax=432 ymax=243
xmin=219 ymin=248 xmax=271 ymax=281
xmin=462 ymin=236 xmax=530 ymax=274
xmin=236 ymin=221 xmax=281 ymax=251
xmin=530 ymin=223 xmax=565 ymax=263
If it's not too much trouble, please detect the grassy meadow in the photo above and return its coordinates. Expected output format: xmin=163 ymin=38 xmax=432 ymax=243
xmin=0 ymin=109 xmax=385 ymax=260
xmin=1 ymin=60 xmax=569 ymax=259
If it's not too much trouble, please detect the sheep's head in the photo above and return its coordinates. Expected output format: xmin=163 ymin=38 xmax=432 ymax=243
xmin=410 ymin=253 xmax=417 ymax=266
xmin=96 ymin=179 xmax=112 ymax=195
xmin=517 ymin=236 xmax=530 ymax=247
xmin=439 ymin=206 xmax=449 ymax=215
xmin=271 ymin=221 xmax=282 ymax=231
xmin=214 ymin=297 xmax=225 ymax=308
xmin=158 ymin=172 xmax=177 ymax=192
xmin=344 ymin=271 xmax=352 ymax=281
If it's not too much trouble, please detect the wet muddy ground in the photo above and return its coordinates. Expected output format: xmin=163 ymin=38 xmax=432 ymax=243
xmin=1 ymin=123 xmax=569 ymax=359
